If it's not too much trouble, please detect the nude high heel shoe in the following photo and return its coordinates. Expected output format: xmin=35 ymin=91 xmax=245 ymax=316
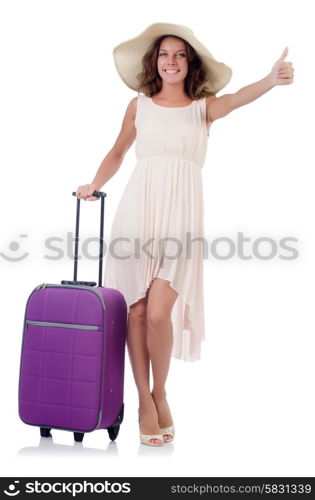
xmin=150 ymin=392 xmax=175 ymax=443
xmin=160 ymin=425 xmax=175 ymax=443
xmin=138 ymin=409 xmax=164 ymax=447
xmin=139 ymin=432 xmax=164 ymax=446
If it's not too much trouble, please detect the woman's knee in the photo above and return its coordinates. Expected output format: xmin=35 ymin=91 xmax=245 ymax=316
xmin=146 ymin=307 xmax=170 ymax=329
xmin=129 ymin=297 xmax=147 ymax=322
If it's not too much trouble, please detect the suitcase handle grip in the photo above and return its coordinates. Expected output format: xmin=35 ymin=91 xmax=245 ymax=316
xmin=71 ymin=190 xmax=106 ymax=199
xmin=62 ymin=190 xmax=107 ymax=287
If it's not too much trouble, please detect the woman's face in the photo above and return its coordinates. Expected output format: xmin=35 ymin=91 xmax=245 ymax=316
xmin=157 ymin=36 xmax=189 ymax=83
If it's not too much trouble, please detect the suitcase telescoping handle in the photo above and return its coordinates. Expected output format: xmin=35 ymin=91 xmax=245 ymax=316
xmin=61 ymin=191 xmax=107 ymax=288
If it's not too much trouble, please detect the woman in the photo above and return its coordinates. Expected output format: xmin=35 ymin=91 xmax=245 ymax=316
xmin=75 ymin=23 xmax=294 ymax=447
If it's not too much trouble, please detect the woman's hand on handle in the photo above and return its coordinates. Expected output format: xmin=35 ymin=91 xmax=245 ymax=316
xmin=75 ymin=183 xmax=100 ymax=201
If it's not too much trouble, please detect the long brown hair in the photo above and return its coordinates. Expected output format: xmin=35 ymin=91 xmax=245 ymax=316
xmin=136 ymin=35 xmax=216 ymax=100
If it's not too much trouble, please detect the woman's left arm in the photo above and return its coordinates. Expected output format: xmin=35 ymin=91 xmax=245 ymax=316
xmin=207 ymin=47 xmax=294 ymax=122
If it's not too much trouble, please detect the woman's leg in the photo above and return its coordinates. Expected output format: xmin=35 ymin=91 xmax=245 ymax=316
xmin=146 ymin=278 xmax=178 ymax=439
xmin=127 ymin=296 xmax=162 ymax=444
xmin=127 ymin=297 xmax=150 ymax=397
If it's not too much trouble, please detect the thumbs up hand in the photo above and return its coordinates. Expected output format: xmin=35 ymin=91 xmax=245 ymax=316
xmin=269 ymin=47 xmax=294 ymax=86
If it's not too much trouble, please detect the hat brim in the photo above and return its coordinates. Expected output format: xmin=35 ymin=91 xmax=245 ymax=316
xmin=113 ymin=22 xmax=232 ymax=94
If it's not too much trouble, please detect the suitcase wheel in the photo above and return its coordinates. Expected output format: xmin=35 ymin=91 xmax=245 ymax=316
xmin=73 ymin=432 xmax=84 ymax=442
xmin=107 ymin=425 xmax=120 ymax=441
xmin=40 ymin=427 xmax=52 ymax=438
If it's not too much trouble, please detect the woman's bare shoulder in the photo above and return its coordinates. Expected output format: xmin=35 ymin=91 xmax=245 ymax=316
xmin=205 ymin=95 xmax=217 ymax=105
xmin=205 ymin=95 xmax=217 ymax=123
xmin=125 ymin=96 xmax=139 ymax=122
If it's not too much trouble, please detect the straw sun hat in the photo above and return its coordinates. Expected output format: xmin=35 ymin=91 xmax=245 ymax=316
xmin=112 ymin=22 xmax=232 ymax=94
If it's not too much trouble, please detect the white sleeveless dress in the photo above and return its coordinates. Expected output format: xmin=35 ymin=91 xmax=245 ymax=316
xmin=104 ymin=94 xmax=210 ymax=361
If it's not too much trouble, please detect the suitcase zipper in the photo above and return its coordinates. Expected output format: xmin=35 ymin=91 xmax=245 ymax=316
xmin=26 ymin=320 xmax=100 ymax=330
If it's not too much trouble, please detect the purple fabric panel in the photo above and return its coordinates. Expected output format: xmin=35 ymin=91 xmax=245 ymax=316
xmin=26 ymin=287 xmax=103 ymax=327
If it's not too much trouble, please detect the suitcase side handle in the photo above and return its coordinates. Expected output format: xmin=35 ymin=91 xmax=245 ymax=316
xmin=61 ymin=190 xmax=107 ymax=287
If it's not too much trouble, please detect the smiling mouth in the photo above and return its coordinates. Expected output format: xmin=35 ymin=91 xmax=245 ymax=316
xmin=164 ymin=69 xmax=180 ymax=73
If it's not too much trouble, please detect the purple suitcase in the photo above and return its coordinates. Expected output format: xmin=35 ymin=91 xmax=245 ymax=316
xmin=18 ymin=191 xmax=127 ymax=443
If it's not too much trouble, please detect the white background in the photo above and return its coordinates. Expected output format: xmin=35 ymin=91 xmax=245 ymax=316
xmin=0 ymin=0 xmax=314 ymax=478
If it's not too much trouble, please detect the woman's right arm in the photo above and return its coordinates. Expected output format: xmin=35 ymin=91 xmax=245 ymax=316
xmin=75 ymin=96 xmax=138 ymax=200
